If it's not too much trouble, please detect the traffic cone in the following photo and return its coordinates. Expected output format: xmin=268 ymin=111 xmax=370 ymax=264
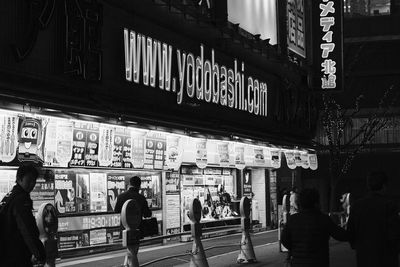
xmin=189 ymin=237 xmax=209 ymax=267
xmin=237 ymin=230 xmax=257 ymax=263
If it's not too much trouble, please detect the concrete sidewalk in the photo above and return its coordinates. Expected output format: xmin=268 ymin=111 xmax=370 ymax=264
xmin=176 ymin=241 xmax=356 ymax=267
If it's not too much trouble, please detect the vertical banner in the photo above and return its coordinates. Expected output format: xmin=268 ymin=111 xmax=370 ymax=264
xmin=18 ymin=117 xmax=46 ymax=163
xmin=166 ymin=172 xmax=180 ymax=194
xmin=243 ymin=170 xmax=252 ymax=197
xmin=98 ymin=126 xmax=114 ymax=166
xmin=217 ymin=142 xmax=230 ymax=167
xmin=195 ymin=139 xmax=207 ymax=169
xmin=294 ymin=151 xmax=302 ymax=167
xmin=300 ymin=152 xmax=310 ymax=169
xmin=312 ymin=0 xmax=343 ymax=91
xmin=55 ymin=172 xmax=76 ymax=214
xmin=253 ymin=147 xmax=266 ymax=167
xmin=76 ymin=173 xmax=90 ymax=213
xmin=44 ymin=119 xmax=57 ymax=166
xmin=107 ymin=174 xmax=126 ymax=212
xmin=0 ymin=115 xmax=18 ymax=163
xmin=165 ymin=194 xmax=181 ymax=238
xmin=234 ymin=145 xmax=246 ymax=170
xmin=56 ymin=120 xmax=74 ymax=167
xmin=271 ymin=150 xmax=281 ymax=169
xmin=309 ymin=153 xmax=318 ymax=170
xmin=70 ymin=122 xmax=87 ymax=167
xmin=287 ymin=0 xmax=306 ymax=57
xmin=90 ymin=172 xmax=107 ymax=212
xmin=284 ymin=151 xmax=296 ymax=169
xmin=131 ymin=132 xmax=145 ymax=168
xmin=111 ymin=129 xmax=124 ymax=168
xmin=122 ymin=129 xmax=132 ymax=168
xmin=166 ymin=135 xmax=182 ymax=171
xmin=85 ymin=124 xmax=99 ymax=167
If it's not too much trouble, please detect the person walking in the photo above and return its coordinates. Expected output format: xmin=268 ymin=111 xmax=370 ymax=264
xmin=347 ymin=171 xmax=400 ymax=267
xmin=289 ymin=186 xmax=299 ymax=215
xmin=0 ymin=164 xmax=46 ymax=267
xmin=281 ymin=188 xmax=348 ymax=267
xmin=114 ymin=175 xmax=152 ymax=217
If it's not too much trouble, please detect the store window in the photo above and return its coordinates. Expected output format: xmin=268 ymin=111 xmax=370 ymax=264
xmin=344 ymin=0 xmax=391 ymax=16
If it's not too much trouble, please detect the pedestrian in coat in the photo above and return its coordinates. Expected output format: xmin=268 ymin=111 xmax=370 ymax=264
xmin=0 ymin=164 xmax=46 ymax=266
xmin=347 ymin=171 xmax=400 ymax=267
xmin=281 ymin=188 xmax=348 ymax=267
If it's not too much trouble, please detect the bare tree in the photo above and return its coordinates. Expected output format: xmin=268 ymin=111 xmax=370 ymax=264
xmin=315 ymin=85 xmax=398 ymax=211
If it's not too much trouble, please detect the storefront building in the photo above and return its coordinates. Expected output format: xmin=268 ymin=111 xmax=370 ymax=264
xmin=0 ymin=0 xmax=318 ymax=256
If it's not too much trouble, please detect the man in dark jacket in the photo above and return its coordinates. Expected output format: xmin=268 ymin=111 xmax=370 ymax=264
xmin=0 ymin=164 xmax=46 ymax=266
xmin=115 ymin=176 xmax=151 ymax=217
xmin=347 ymin=171 xmax=400 ymax=267
xmin=281 ymin=188 xmax=348 ymax=267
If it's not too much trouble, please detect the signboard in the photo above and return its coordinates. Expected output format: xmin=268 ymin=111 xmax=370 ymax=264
xmin=131 ymin=132 xmax=145 ymax=168
xmin=165 ymin=194 xmax=180 ymax=232
xmin=44 ymin=119 xmax=73 ymax=167
xmin=166 ymin=171 xmax=180 ymax=194
xmin=309 ymin=153 xmax=318 ymax=170
xmin=31 ymin=172 xmax=55 ymax=212
xmin=76 ymin=173 xmax=90 ymax=213
xmin=0 ymin=170 xmax=16 ymax=200
xmin=284 ymin=151 xmax=296 ymax=169
xmin=0 ymin=115 xmax=18 ymax=163
xmin=58 ymin=230 xmax=90 ymax=249
xmin=271 ymin=150 xmax=281 ymax=169
xmin=287 ymin=0 xmax=306 ymax=57
xmin=58 ymin=213 xmax=121 ymax=232
xmin=166 ymin=135 xmax=183 ymax=170
xmin=253 ymin=147 xmax=266 ymax=166
xmin=144 ymin=135 xmax=166 ymax=170
xmin=98 ymin=126 xmax=114 ymax=166
xmin=18 ymin=117 xmax=46 ymax=163
xmin=312 ymin=0 xmax=343 ymax=91
xmin=70 ymin=122 xmax=87 ymax=167
xmin=243 ymin=170 xmax=252 ymax=197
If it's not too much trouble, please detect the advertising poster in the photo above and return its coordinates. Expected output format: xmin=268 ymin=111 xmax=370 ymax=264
xmin=55 ymin=172 xmax=76 ymax=214
xmin=132 ymin=174 xmax=161 ymax=209
xmin=76 ymin=173 xmax=90 ymax=213
xmin=106 ymin=228 xmax=122 ymax=244
xmin=144 ymin=134 xmax=166 ymax=170
xmin=44 ymin=119 xmax=57 ymax=166
xmin=44 ymin=119 xmax=73 ymax=167
xmin=253 ymin=147 xmax=266 ymax=166
xmin=131 ymin=133 xmax=145 ymax=168
xmin=166 ymin=194 xmax=180 ymax=231
xmin=18 ymin=117 xmax=46 ymax=163
xmin=56 ymin=120 xmax=74 ymax=167
xmin=234 ymin=145 xmax=246 ymax=170
xmin=90 ymin=172 xmax=107 ymax=212
xmin=85 ymin=124 xmax=99 ymax=167
xmin=300 ymin=152 xmax=310 ymax=169
xmin=243 ymin=170 xmax=252 ymax=198
xmin=217 ymin=142 xmax=230 ymax=167
xmin=58 ymin=230 xmax=90 ymax=249
xmin=107 ymin=174 xmax=126 ymax=212
xmin=294 ymin=151 xmax=302 ymax=167
xmin=309 ymin=154 xmax=318 ymax=170
xmin=31 ymin=170 xmax=55 ymax=212
xmin=0 ymin=115 xmax=19 ymax=163
xmin=166 ymin=135 xmax=182 ymax=171
xmin=0 ymin=169 xmax=16 ymax=200
xmin=284 ymin=151 xmax=296 ymax=169
xmin=166 ymin=171 xmax=180 ymax=194
xmin=98 ymin=126 xmax=114 ymax=167
xmin=90 ymin=229 xmax=107 ymax=245
xmin=271 ymin=150 xmax=281 ymax=169
xmin=122 ymin=133 xmax=132 ymax=168
xmin=70 ymin=122 xmax=87 ymax=167
xmin=195 ymin=139 xmax=207 ymax=169
xmin=111 ymin=128 xmax=130 ymax=168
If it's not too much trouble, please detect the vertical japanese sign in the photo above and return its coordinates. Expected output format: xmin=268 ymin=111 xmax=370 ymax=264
xmin=312 ymin=0 xmax=343 ymax=91
xmin=70 ymin=122 xmax=87 ymax=167
xmin=287 ymin=0 xmax=306 ymax=57
xmin=195 ymin=139 xmax=207 ymax=169
xmin=98 ymin=126 xmax=114 ymax=166
xmin=90 ymin=172 xmax=107 ymax=212
xmin=85 ymin=124 xmax=99 ymax=167
xmin=144 ymin=133 xmax=166 ymax=170
xmin=0 ymin=115 xmax=19 ymax=163
xmin=56 ymin=120 xmax=73 ymax=167
xmin=55 ymin=172 xmax=76 ymax=214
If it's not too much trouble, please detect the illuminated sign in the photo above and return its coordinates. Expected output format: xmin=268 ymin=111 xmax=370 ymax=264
xmin=58 ymin=214 xmax=121 ymax=232
xmin=124 ymin=29 xmax=269 ymax=117
xmin=312 ymin=0 xmax=343 ymax=91
xmin=287 ymin=0 xmax=306 ymax=58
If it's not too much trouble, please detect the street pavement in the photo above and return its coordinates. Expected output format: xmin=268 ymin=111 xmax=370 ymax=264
xmin=57 ymin=229 xmax=358 ymax=267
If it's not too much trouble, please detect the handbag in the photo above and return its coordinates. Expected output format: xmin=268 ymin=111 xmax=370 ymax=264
xmin=138 ymin=217 xmax=159 ymax=238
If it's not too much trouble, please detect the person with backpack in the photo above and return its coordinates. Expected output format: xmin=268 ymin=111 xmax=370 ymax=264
xmin=0 ymin=164 xmax=46 ymax=266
